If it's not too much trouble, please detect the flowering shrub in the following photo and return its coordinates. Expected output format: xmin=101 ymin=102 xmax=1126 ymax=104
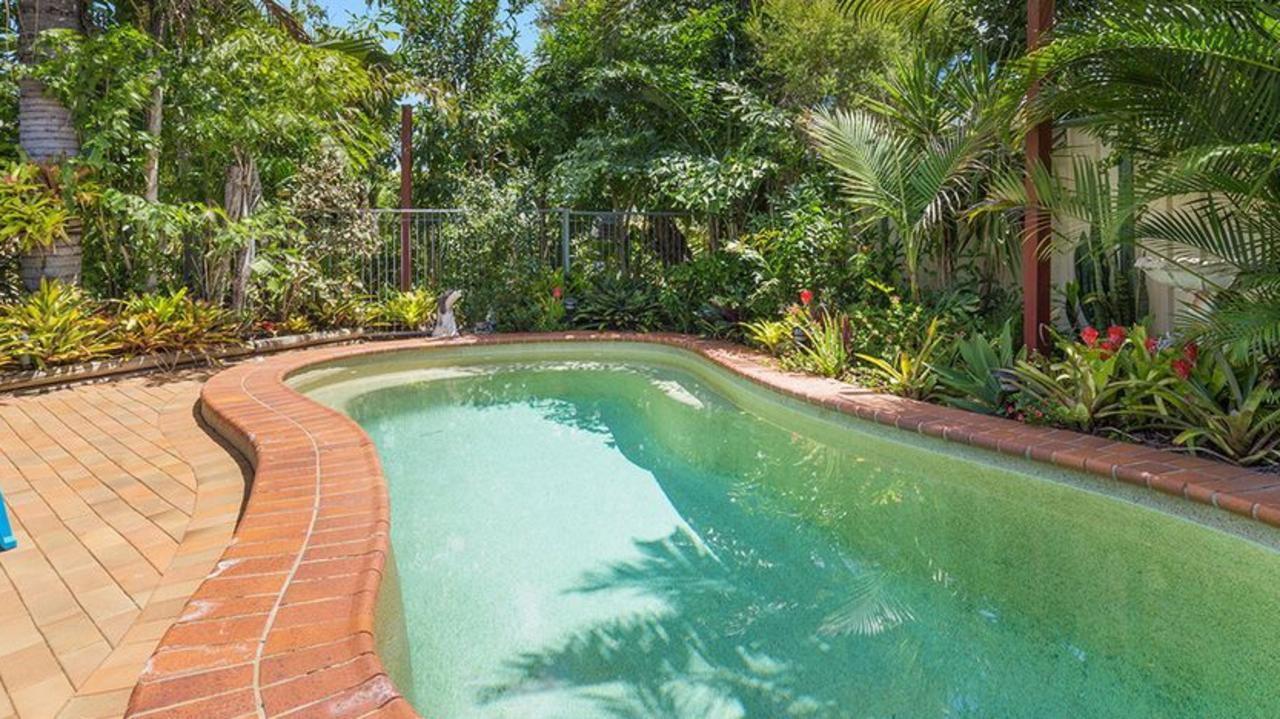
xmin=1140 ymin=352 xmax=1280 ymax=466
xmin=1007 ymin=324 xmax=1188 ymax=432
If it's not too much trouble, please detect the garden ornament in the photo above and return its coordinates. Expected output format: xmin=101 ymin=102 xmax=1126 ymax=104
xmin=432 ymin=289 xmax=463 ymax=338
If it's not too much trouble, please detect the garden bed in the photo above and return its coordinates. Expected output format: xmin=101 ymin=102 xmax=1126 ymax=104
xmin=0 ymin=329 xmax=369 ymax=393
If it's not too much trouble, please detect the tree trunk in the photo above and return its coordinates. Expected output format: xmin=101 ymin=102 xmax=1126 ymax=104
xmin=143 ymin=82 xmax=163 ymax=203
xmin=139 ymin=76 xmax=164 ymax=291
xmin=17 ymin=0 xmax=83 ymax=290
xmin=226 ymin=151 xmax=262 ymax=312
xmin=143 ymin=11 xmax=166 ymax=204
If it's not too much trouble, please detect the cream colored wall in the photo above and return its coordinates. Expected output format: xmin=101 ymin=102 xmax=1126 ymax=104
xmin=1050 ymin=129 xmax=1192 ymax=334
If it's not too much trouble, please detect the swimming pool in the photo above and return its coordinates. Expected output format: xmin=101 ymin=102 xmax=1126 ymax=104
xmin=292 ymin=342 xmax=1280 ymax=719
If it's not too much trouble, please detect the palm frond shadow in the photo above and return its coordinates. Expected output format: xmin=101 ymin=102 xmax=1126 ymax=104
xmin=478 ymin=529 xmax=926 ymax=719
xmin=468 ymin=389 xmax=935 ymax=718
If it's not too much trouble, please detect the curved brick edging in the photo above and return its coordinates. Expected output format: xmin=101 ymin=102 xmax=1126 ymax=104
xmin=125 ymin=332 xmax=1280 ymax=719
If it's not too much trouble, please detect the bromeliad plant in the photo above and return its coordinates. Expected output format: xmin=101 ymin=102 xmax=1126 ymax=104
xmin=376 ymin=290 xmax=437 ymax=332
xmin=786 ymin=308 xmax=854 ymax=379
xmin=1141 ymin=353 xmax=1280 ymax=466
xmin=574 ymin=275 xmax=665 ymax=332
xmin=0 ymin=280 xmax=115 ymax=370
xmin=743 ymin=315 xmax=800 ymax=357
xmin=933 ymin=320 xmax=1020 ymax=414
xmin=0 ymin=163 xmax=75 ymax=254
xmin=1007 ymin=324 xmax=1182 ymax=432
xmin=857 ymin=317 xmax=945 ymax=400
xmin=114 ymin=289 xmax=240 ymax=356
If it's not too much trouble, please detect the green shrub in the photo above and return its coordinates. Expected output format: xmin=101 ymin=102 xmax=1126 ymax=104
xmin=856 ymin=318 xmax=945 ymax=400
xmin=842 ymin=282 xmax=943 ymax=360
xmin=484 ymin=268 xmax=577 ymax=333
xmin=574 ymin=275 xmax=664 ymax=332
xmin=305 ymin=290 xmax=373 ymax=330
xmin=115 ymin=288 xmax=240 ymax=355
xmin=1143 ymin=352 xmax=1280 ymax=466
xmin=660 ymin=252 xmax=761 ymax=336
xmin=934 ymin=320 xmax=1020 ymax=415
xmin=376 ymin=290 xmax=437 ymax=332
xmin=0 ymin=280 xmax=115 ymax=369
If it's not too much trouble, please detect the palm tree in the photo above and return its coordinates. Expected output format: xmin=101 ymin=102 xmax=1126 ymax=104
xmin=1023 ymin=0 xmax=1280 ymax=360
xmin=807 ymin=56 xmax=992 ymax=300
xmin=16 ymin=0 xmax=83 ymax=290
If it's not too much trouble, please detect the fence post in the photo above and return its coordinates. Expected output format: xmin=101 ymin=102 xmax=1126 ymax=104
xmin=399 ymin=104 xmax=413 ymax=292
xmin=1022 ymin=0 xmax=1054 ymax=353
xmin=560 ymin=208 xmax=571 ymax=281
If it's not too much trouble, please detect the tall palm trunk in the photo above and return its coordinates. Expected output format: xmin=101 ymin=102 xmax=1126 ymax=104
xmin=17 ymin=0 xmax=83 ymax=291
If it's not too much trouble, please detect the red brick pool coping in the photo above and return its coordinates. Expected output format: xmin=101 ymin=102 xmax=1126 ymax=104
xmin=126 ymin=332 xmax=1280 ymax=718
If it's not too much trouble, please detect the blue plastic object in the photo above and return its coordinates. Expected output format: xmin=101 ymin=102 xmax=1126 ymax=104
xmin=0 ymin=487 xmax=15 ymax=551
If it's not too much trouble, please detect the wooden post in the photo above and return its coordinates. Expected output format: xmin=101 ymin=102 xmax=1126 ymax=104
xmin=399 ymin=104 xmax=413 ymax=292
xmin=1023 ymin=0 xmax=1054 ymax=353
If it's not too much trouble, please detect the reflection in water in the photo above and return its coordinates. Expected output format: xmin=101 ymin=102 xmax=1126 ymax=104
xmin=338 ymin=362 xmax=1280 ymax=719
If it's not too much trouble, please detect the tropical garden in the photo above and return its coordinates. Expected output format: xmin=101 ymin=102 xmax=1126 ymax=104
xmin=0 ymin=0 xmax=1277 ymax=467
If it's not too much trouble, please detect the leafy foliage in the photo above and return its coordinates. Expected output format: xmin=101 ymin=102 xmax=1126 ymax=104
xmin=0 ymin=280 xmax=114 ymax=369
xmin=1024 ymin=0 xmax=1280 ymax=361
xmin=933 ymin=320 xmax=1019 ymax=414
xmin=574 ymin=274 xmax=665 ymax=332
xmin=1143 ymin=353 xmax=1280 ymax=466
xmin=857 ymin=317 xmax=945 ymax=399
xmin=0 ymin=162 xmax=76 ymax=252
xmin=787 ymin=310 xmax=853 ymax=379
xmin=746 ymin=0 xmax=902 ymax=108
xmin=809 ymin=97 xmax=987 ymax=299
xmin=376 ymin=289 xmax=437 ymax=332
xmin=114 ymin=288 xmax=240 ymax=355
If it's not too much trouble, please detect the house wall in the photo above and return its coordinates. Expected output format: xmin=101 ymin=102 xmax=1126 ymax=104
xmin=1051 ymin=128 xmax=1196 ymax=334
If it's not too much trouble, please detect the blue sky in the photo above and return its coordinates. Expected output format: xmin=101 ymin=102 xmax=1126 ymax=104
xmin=317 ymin=0 xmax=541 ymax=57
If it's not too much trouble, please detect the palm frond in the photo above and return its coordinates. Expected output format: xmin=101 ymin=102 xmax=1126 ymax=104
xmin=835 ymin=0 xmax=958 ymax=28
xmin=1028 ymin=0 xmax=1280 ymax=156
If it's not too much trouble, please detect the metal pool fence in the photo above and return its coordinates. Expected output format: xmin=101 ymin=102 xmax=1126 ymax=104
xmin=322 ymin=209 xmax=736 ymax=298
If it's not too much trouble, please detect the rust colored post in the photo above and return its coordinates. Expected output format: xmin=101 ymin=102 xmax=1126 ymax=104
xmin=399 ymin=104 xmax=413 ymax=292
xmin=1023 ymin=0 xmax=1054 ymax=354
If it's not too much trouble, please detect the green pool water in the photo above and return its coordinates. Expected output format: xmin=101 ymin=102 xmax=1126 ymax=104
xmin=294 ymin=343 xmax=1280 ymax=719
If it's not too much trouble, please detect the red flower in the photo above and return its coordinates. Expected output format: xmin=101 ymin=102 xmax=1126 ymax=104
xmin=799 ymin=289 xmax=814 ymax=306
xmin=1172 ymin=358 xmax=1193 ymax=380
xmin=552 ymin=286 xmax=563 ymax=299
xmin=1145 ymin=337 xmax=1159 ymax=354
xmin=1081 ymin=326 xmax=1100 ymax=348
xmin=1107 ymin=325 xmax=1127 ymax=345
xmin=1183 ymin=341 xmax=1199 ymax=364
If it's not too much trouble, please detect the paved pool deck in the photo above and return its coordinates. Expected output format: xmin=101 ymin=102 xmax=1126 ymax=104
xmin=0 ymin=371 xmax=246 ymax=719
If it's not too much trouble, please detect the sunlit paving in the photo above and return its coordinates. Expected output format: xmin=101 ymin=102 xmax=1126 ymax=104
xmin=1 ymin=2 xmax=1277 ymax=718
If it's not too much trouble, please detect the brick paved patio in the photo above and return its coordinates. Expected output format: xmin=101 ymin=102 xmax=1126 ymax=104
xmin=0 ymin=371 xmax=246 ymax=719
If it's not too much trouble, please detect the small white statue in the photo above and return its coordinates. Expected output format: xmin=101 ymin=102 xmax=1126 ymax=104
xmin=432 ymin=289 xmax=463 ymax=338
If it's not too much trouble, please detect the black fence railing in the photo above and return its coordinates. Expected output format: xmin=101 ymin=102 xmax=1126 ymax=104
xmin=328 ymin=209 xmax=735 ymax=298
